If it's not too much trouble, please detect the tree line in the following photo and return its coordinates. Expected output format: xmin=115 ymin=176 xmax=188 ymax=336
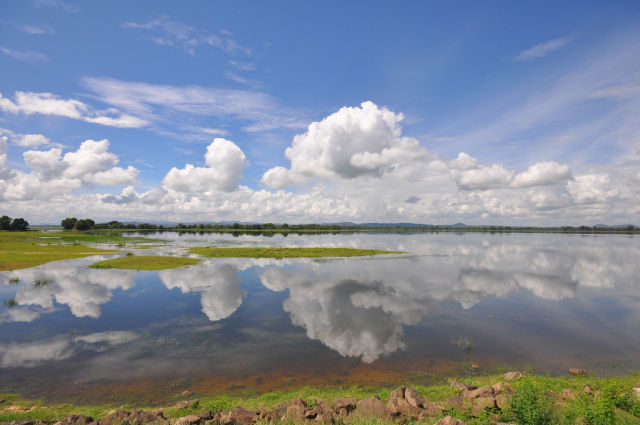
xmin=0 ymin=215 xmax=29 ymax=231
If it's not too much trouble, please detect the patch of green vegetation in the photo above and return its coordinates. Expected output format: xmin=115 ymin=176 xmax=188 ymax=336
xmin=1 ymin=374 xmax=640 ymax=425
xmin=89 ymin=255 xmax=200 ymax=270
xmin=189 ymin=247 xmax=403 ymax=259
xmin=134 ymin=244 xmax=165 ymax=250
xmin=2 ymin=298 xmax=17 ymax=307
xmin=0 ymin=231 xmax=127 ymax=271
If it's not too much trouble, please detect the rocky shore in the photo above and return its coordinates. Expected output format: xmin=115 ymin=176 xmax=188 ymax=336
xmin=2 ymin=372 xmax=640 ymax=425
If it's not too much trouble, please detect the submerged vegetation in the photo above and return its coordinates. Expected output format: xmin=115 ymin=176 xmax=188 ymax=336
xmin=89 ymin=255 xmax=201 ymax=270
xmin=0 ymin=373 xmax=639 ymax=424
xmin=450 ymin=336 xmax=473 ymax=352
xmin=189 ymin=247 xmax=403 ymax=259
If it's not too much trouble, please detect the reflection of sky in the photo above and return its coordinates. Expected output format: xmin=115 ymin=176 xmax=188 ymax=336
xmin=1 ymin=233 xmax=639 ymax=375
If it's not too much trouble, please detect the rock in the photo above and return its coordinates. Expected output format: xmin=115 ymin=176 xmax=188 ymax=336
xmin=173 ymin=415 xmax=202 ymax=425
xmin=12 ymin=420 xmax=35 ymax=425
xmin=449 ymin=379 xmax=477 ymax=392
xmin=181 ymin=391 xmax=193 ymax=397
xmin=59 ymin=415 xmax=95 ymax=425
xmin=491 ymin=382 xmax=513 ymax=395
xmin=569 ymin=368 xmax=587 ymax=376
xmin=128 ymin=411 xmax=164 ymax=425
xmin=503 ymin=371 xmax=523 ymax=381
xmin=446 ymin=396 xmax=464 ymax=408
xmin=562 ymin=389 xmax=576 ymax=399
xmin=197 ymin=412 xmax=214 ymax=421
xmin=465 ymin=385 xmax=494 ymax=399
xmin=388 ymin=388 xmax=404 ymax=403
xmin=422 ymin=401 xmax=446 ymax=416
xmin=634 ymin=385 xmax=640 ymax=398
xmin=583 ymin=385 xmax=594 ymax=393
xmin=0 ymin=398 xmax=6 ymax=404
xmin=386 ymin=398 xmax=422 ymax=418
xmin=279 ymin=399 xmax=308 ymax=420
xmin=471 ymin=396 xmax=496 ymax=417
xmin=495 ymin=394 xmax=510 ymax=410
xmin=97 ymin=410 xmax=130 ymax=425
xmin=471 ymin=363 xmax=480 ymax=371
xmin=332 ymin=397 xmax=356 ymax=410
xmin=433 ymin=416 xmax=468 ymax=425
xmin=404 ymin=387 xmax=426 ymax=408
xmin=356 ymin=396 xmax=391 ymax=418
xmin=224 ymin=407 xmax=256 ymax=425
xmin=175 ymin=400 xmax=199 ymax=410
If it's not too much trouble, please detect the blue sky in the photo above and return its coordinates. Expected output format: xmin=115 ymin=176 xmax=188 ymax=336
xmin=1 ymin=0 xmax=640 ymax=224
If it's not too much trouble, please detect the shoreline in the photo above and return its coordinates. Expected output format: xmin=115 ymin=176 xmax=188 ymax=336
xmin=2 ymin=372 xmax=639 ymax=425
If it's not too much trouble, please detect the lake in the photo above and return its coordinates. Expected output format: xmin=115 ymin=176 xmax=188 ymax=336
xmin=1 ymin=231 xmax=639 ymax=404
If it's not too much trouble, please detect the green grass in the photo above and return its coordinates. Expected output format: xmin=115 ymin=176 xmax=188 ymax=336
xmin=89 ymin=255 xmax=201 ymax=270
xmin=188 ymin=247 xmax=404 ymax=259
xmin=0 ymin=231 xmax=123 ymax=271
xmin=1 ymin=374 xmax=640 ymax=424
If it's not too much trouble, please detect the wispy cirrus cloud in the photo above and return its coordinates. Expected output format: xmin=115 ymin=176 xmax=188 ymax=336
xmin=20 ymin=24 xmax=55 ymax=35
xmin=0 ymin=91 xmax=148 ymax=128
xmin=0 ymin=47 xmax=47 ymax=63
xmin=32 ymin=0 xmax=78 ymax=13
xmin=515 ymin=36 xmax=573 ymax=61
xmin=81 ymin=77 xmax=306 ymax=134
xmin=123 ymin=16 xmax=252 ymax=56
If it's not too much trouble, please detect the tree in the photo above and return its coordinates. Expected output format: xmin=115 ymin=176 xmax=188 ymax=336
xmin=61 ymin=217 xmax=78 ymax=230
xmin=9 ymin=218 xmax=29 ymax=231
xmin=0 ymin=215 xmax=11 ymax=231
xmin=74 ymin=218 xmax=95 ymax=231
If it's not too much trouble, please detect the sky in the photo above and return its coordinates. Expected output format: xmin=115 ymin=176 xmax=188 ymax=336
xmin=1 ymin=0 xmax=640 ymax=225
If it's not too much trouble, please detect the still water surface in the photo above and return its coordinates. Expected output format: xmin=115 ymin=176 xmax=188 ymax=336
xmin=1 ymin=232 xmax=639 ymax=403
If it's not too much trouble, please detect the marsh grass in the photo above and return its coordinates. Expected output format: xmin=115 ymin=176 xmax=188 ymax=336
xmin=450 ymin=336 xmax=473 ymax=352
xmin=8 ymin=277 xmax=20 ymax=284
xmin=2 ymin=298 xmax=17 ymax=307
xmin=0 ymin=231 xmax=126 ymax=271
xmin=89 ymin=255 xmax=200 ymax=270
xmin=189 ymin=247 xmax=403 ymax=259
xmin=32 ymin=279 xmax=53 ymax=287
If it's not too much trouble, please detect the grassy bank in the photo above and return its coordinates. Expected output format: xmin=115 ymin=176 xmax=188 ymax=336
xmin=90 ymin=255 xmax=200 ymax=270
xmin=189 ymin=247 xmax=403 ymax=259
xmin=0 ymin=231 xmax=126 ymax=271
xmin=2 ymin=373 xmax=639 ymax=424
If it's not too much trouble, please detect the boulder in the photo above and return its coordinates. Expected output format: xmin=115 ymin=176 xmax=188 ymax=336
xmin=388 ymin=388 xmax=404 ymax=403
xmin=97 ymin=411 xmax=130 ymax=425
xmin=471 ymin=396 xmax=496 ymax=417
xmin=11 ymin=420 xmax=35 ymax=425
xmin=172 ymin=415 xmax=201 ymax=425
xmin=471 ymin=363 xmax=480 ymax=371
xmin=569 ymin=368 xmax=587 ymax=376
xmin=58 ymin=415 xmax=94 ymax=425
xmin=583 ymin=385 xmax=594 ymax=394
xmin=422 ymin=401 xmax=446 ymax=416
xmin=356 ymin=396 xmax=391 ymax=418
xmin=226 ymin=406 xmax=256 ymax=425
xmin=562 ymin=389 xmax=576 ymax=400
xmin=445 ymin=396 xmax=464 ymax=408
xmin=332 ymin=397 xmax=356 ymax=411
xmin=279 ymin=399 xmax=308 ymax=420
xmin=175 ymin=400 xmax=199 ymax=410
xmin=127 ymin=411 xmax=164 ymax=425
xmin=465 ymin=385 xmax=494 ymax=400
xmin=503 ymin=371 xmax=522 ymax=381
xmin=433 ymin=416 xmax=467 ymax=425
xmin=404 ymin=387 xmax=426 ymax=408
xmin=197 ymin=412 xmax=214 ymax=421
xmin=449 ymin=379 xmax=477 ymax=392
xmin=491 ymin=382 xmax=513 ymax=395
xmin=386 ymin=398 xmax=422 ymax=418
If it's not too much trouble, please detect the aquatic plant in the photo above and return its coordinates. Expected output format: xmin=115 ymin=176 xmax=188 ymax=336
xmin=450 ymin=335 xmax=473 ymax=352
xmin=32 ymin=279 xmax=53 ymax=287
xmin=3 ymin=298 xmax=17 ymax=307
xmin=8 ymin=277 xmax=20 ymax=284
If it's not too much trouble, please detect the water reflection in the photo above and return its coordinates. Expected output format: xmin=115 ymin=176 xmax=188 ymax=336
xmin=0 ymin=233 xmax=639 ymax=384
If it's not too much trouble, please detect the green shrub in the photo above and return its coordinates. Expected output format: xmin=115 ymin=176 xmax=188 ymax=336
xmin=510 ymin=379 xmax=552 ymax=425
